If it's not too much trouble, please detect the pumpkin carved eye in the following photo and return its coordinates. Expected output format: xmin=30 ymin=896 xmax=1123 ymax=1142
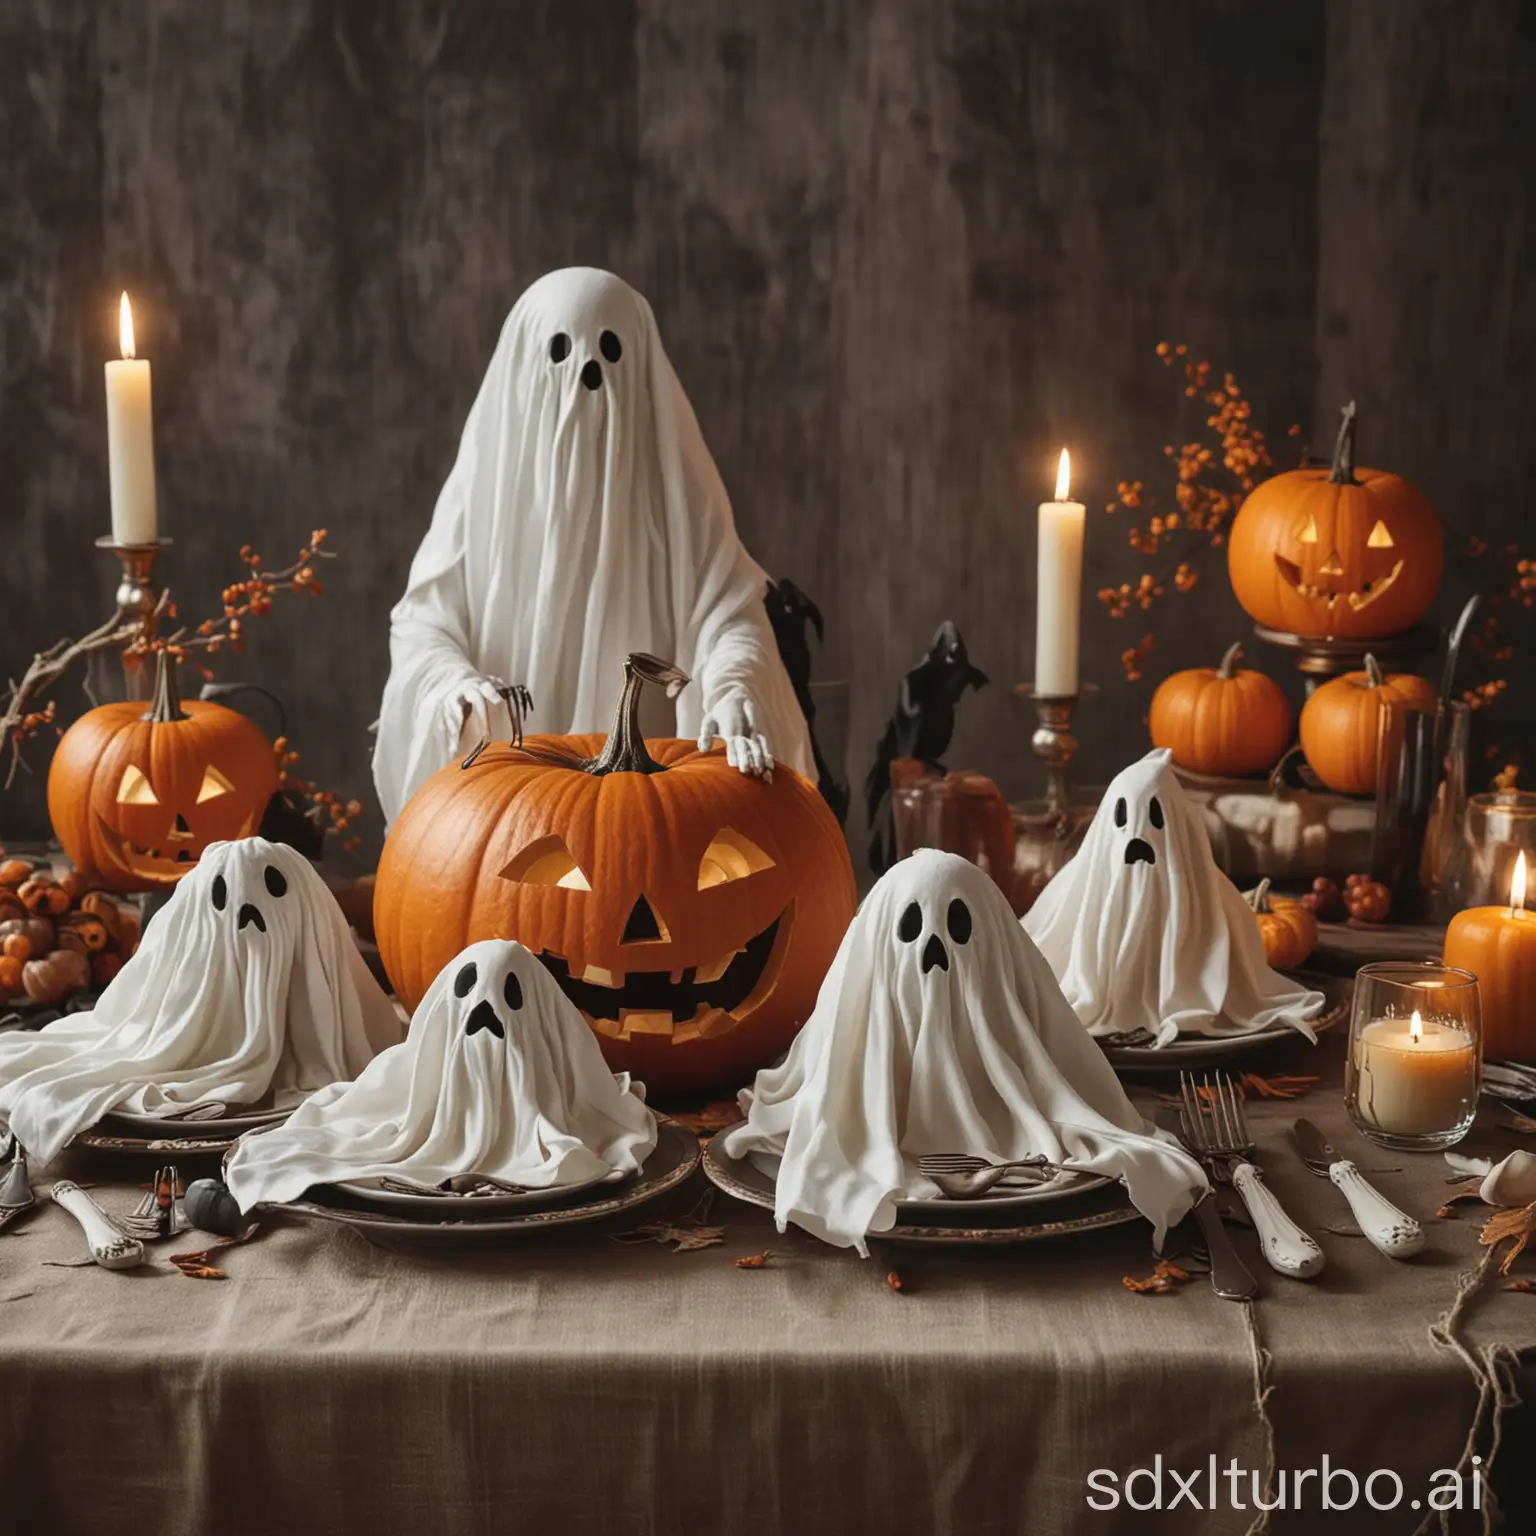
xmin=197 ymin=766 xmax=235 ymax=804
xmin=117 ymin=764 xmax=159 ymax=807
xmin=1367 ymin=519 xmax=1395 ymax=549
xmin=1299 ymin=515 xmax=1319 ymax=544
xmin=697 ymin=829 xmax=775 ymax=890
xmin=500 ymin=835 xmax=591 ymax=891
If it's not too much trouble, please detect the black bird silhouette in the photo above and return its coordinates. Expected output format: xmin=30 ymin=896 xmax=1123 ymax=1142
xmin=764 ymin=578 xmax=850 ymax=825
xmin=865 ymin=621 xmax=989 ymax=874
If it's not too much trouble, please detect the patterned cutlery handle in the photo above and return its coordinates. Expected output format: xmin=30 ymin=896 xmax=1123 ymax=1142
xmin=51 ymin=1180 xmax=145 ymax=1271
xmin=1231 ymin=1162 xmax=1326 ymax=1280
xmin=1328 ymin=1160 xmax=1425 ymax=1259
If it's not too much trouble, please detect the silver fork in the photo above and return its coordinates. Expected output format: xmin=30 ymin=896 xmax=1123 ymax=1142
xmin=916 ymin=1153 xmax=1067 ymax=1200
xmin=1181 ymin=1073 xmax=1325 ymax=1281
xmin=122 ymin=1166 xmax=188 ymax=1241
xmin=375 ymin=1172 xmax=534 ymax=1199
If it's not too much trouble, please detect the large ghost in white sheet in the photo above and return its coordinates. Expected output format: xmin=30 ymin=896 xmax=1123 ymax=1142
xmin=0 ymin=839 xmax=402 ymax=1167
xmin=224 ymin=939 xmax=657 ymax=1211
xmin=372 ymin=266 xmax=815 ymax=824
xmin=1024 ymin=750 xmax=1325 ymax=1047
xmin=720 ymin=849 xmax=1206 ymax=1254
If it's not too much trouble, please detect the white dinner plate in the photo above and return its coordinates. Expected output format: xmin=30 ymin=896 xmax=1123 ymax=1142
xmin=99 ymin=1105 xmax=292 ymax=1137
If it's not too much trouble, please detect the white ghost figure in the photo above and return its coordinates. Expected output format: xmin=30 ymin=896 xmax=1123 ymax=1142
xmin=0 ymin=839 xmax=402 ymax=1167
xmin=223 ymin=939 xmax=658 ymax=1210
xmin=373 ymin=266 xmax=815 ymax=822
xmin=1024 ymin=750 xmax=1324 ymax=1047
xmin=719 ymin=849 xmax=1207 ymax=1253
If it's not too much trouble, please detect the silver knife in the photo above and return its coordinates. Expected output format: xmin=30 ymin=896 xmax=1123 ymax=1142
xmin=1291 ymin=1119 xmax=1425 ymax=1259
xmin=1154 ymin=1112 xmax=1258 ymax=1301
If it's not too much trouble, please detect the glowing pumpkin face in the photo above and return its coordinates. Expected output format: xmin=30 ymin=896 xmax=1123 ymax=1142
xmin=46 ymin=653 xmax=278 ymax=892
xmin=374 ymin=655 xmax=856 ymax=1094
xmin=1227 ymin=402 xmax=1443 ymax=639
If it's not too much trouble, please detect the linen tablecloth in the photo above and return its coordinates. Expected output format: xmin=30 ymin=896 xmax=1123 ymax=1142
xmin=1 ymin=1031 xmax=1532 ymax=1536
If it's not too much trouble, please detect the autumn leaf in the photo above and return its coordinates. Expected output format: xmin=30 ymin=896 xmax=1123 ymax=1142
xmin=735 ymin=1250 xmax=772 ymax=1269
xmin=1480 ymin=1201 xmax=1536 ymax=1274
xmin=624 ymin=1222 xmax=725 ymax=1253
xmin=886 ymin=1271 xmax=904 ymax=1293
xmin=1122 ymin=1259 xmax=1194 ymax=1295
xmin=169 ymin=1222 xmax=262 ymax=1280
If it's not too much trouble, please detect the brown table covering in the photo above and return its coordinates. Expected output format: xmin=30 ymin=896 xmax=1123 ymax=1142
xmin=1 ymin=1030 xmax=1532 ymax=1536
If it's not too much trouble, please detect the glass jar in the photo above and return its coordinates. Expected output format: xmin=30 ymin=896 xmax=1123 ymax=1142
xmin=1453 ymin=792 xmax=1536 ymax=910
xmin=1346 ymin=962 xmax=1481 ymax=1151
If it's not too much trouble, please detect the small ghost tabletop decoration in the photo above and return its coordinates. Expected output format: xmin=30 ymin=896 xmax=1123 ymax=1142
xmin=374 ymin=266 xmax=814 ymax=823
xmin=719 ymin=850 xmax=1206 ymax=1253
xmin=1024 ymin=750 xmax=1325 ymax=1046
xmin=224 ymin=939 xmax=658 ymax=1211
xmin=0 ymin=839 xmax=402 ymax=1167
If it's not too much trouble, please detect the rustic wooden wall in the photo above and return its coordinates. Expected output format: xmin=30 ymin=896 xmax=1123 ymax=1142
xmin=2 ymin=0 xmax=1530 ymax=861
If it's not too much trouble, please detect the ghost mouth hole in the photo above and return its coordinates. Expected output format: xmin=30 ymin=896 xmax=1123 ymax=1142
xmin=1123 ymin=838 xmax=1156 ymax=867
xmin=237 ymin=902 xmax=267 ymax=933
xmin=579 ymin=358 xmax=603 ymax=391
xmin=536 ymin=907 xmax=789 ymax=1045
xmin=465 ymin=999 xmax=505 ymax=1039
xmin=921 ymin=933 xmax=949 ymax=974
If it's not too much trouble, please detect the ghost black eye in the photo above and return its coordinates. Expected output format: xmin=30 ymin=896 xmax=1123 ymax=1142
xmin=504 ymin=971 xmax=524 ymax=1012
xmin=211 ymin=874 xmax=228 ymax=912
xmin=264 ymin=866 xmax=287 ymax=899
xmin=549 ymin=333 xmax=571 ymax=363
xmin=599 ymin=329 xmax=622 ymax=363
xmin=1114 ymin=797 xmax=1127 ymax=829
xmin=947 ymin=899 xmax=972 ymax=944
xmin=454 ymin=962 xmax=478 ymax=998
xmin=1149 ymin=795 xmax=1165 ymax=831
xmin=897 ymin=902 xmax=923 ymax=943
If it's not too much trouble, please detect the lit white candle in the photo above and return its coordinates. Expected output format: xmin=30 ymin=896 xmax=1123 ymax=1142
xmin=1035 ymin=448 xmax=1086 ymax=697
xmin=105 ymin=292 xmax=157 ymax=545
xmin=1353 ymin=1009 xmax=1478 ymax=1137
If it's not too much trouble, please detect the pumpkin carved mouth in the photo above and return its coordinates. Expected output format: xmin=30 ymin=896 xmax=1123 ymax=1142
xmin=536 ymin=906 xmax=791 ymax=1045
xmin=96 ymin=817 xmax=203 ymax=884
xmin=1273 ymin=554 xmax=1405 ymax=614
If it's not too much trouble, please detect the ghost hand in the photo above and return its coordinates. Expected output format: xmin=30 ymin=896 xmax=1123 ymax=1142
xmin=444 ymin=677 xmax=513 ymax=755
xmin=699 ymin=695 xmax=774 ymax=780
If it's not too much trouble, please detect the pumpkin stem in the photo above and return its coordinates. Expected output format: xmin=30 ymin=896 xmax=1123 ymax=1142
xmin=1363 ymin=652 xmax=1384 ymax=690
xmin=1217 ymin=642 xmax=1244 ymax=680
xmin=142 ymin=649 xmax=188 ymax=724
xmin=1246 ymin=877 xmax=1273 ymax=914
xmin=583 ymin=653 xmax=691 ymax=777
xmin=1328 ymin=400 xmax=1359 ymax=485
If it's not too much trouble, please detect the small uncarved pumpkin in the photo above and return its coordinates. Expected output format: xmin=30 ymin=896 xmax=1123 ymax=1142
xmin=1148 ymin=642 xmax=1293 ymax=778
xmin=1246 ymin=879 xmax=1317 ymax=969
xmin=374 ymin=653 xmax=856 ymax=1096
xmin=1227 ymin=402 xmax=1443 ymax=639
xmin=47 ymin=651 xmax=278 ymax=893
xmin=1298 ymin=654 xmax=1437 ymax=796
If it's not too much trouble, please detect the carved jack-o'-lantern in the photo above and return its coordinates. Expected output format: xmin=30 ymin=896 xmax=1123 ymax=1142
xmin=374 ymin=654 xmax=856 ymax=1094
xmin=1227 ymin=402 xmax=1443 ymax=639
xmin=46 ymin=652 xmax=278 ymax=893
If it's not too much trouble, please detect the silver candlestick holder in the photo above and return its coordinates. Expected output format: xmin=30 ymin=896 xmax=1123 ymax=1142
xmin=1009 ymin=682 xmax=1100 ymax=914
xmin=95 ymin=536 xmax=173 ymax=698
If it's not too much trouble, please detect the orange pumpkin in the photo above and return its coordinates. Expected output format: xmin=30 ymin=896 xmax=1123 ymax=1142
xmin=47 ymin=651 xmax=278 ymax=893
xmin=1298 ymin=654 xmax=1437 ymax=796
xmin=1148 ymin=642 xmax=1293 ymax=777
xmin=1227 ymin=402 xmax=1443 ymax=639
xmin=1245 ymin=879 xmax=1317 ymax=968
xmin=375 ymin=653 xmax=856 ymax=1096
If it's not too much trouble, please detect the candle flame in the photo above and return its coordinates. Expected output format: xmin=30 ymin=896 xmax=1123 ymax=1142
xmin=1410 ymin=1009 xmax=1423 ymax=1043
xmin=1513 ymin=850 xmax=1528 ymax=916
xmin=1054 ymin=448 xmax=1071 ymax=502
xmin=119 ymin=292 xmax=136 ymax=360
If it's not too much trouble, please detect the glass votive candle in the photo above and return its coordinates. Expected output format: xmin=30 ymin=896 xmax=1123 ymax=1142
xmin=1345 ymin=962 xmax=1481 ymax=1151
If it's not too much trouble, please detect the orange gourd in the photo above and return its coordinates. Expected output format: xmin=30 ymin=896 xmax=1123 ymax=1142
xmin=1298 ymin=655 xmax=1436 ymax=796
xmin=1246 ymin=879 xmax=1317 ymax=969
xmin=1227 ymin=402 xmax=1442 ymax=639
xmin=1148 ymin=642 xmax=1293 ymax=777
xmin=374 ymin=653 xmax=856 ymax=1095
xmin=47 ymin=651 xmax=278 ymax=893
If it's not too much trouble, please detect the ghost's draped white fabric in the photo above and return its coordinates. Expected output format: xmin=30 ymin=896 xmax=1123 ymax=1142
xmin=719 ymin=850 xmax=1206 ymax=1253
xmin=0 ymin=840 xmax=401 ymax=1167
xmin=1024 ymin=750 xmax=1324 ymax=1047
xmin=372 ymin=266 xmax=814 ymax=823
xmin=224 ymin=939 xmax=658 ymax=1211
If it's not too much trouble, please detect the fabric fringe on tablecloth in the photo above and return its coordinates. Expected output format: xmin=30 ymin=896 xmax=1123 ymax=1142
xmin=1241 ymin=1301 xmax=1278 ymax=1536
xmin=1414 ymin=1248 xmax=1522 ymax=1536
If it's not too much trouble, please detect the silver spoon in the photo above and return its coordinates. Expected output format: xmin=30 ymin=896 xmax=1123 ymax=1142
xmin=915 ymin=1154 xmax=1071 ymax=1200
